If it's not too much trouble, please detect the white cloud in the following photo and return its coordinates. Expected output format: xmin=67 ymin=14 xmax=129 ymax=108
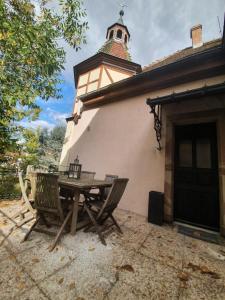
xmin=20 ymin=119 xmax=55 ymax=130
xmin=60 ymin=0 xmax=225 ymax=84
xmin=46 ymin=108 xmax=68 ymax=124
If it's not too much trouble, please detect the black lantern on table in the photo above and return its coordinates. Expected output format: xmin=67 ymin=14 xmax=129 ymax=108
xmin=68 ymin=156 xmax=82 ymax=179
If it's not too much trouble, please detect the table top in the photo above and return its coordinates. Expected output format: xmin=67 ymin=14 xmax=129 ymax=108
xmin=58 ymin=177 xmax=112 ymax=189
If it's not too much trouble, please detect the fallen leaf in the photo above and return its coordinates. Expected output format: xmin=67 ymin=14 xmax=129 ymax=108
xmin=58 ymin=278 xmax=64 ymax=285
xmin=9 ymin=255 xmax=16 ymax=261
xmin=60 ymin=256 xmax=65 ymax=261
xmin=187 ymin=262 xmax=199 ymax=271
xmin=177 ymin=272 xmax=189 ymax=281
xmin=116 ymin=265 xmax=134 ymax=272
xmin=32 ymin=258 xmax=40 ymax=263
xmin=200 ymin=266 xmax=220 ymax=278
xmin=141 ymin=244 xmax=147 ymax=249
xmin=17 ymin=282 xmax=26 ymax=290
xmin=88 ymin=247 xmax=95 ymax=252
xmin=69 ymin=282 xmax=76 ymax=290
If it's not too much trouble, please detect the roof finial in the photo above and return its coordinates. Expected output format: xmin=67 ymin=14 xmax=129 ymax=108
xmin=118 ymin=2 xmax=127 ymax=25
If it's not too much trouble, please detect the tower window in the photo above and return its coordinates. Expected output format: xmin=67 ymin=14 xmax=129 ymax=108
xmin=117 ymin=29 xmax=122 ymax=39
xmin=109 ymin=30 xmax=114 ymax=39
xmin=125 ymin=34 xmax=128 ymax=44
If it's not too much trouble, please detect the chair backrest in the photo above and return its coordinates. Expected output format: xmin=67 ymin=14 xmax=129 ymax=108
xmin=103 ymin=174 xmax=119 ymax=200
xmin=18 ymin=171 xmax=35 ymax=214
xmin=98 ymin=178 xmax=129 ymax=218
xmin=31 ymin=173 xmax=63 ymax=219
xmin=80 ymin=171 xmax=96 ymax=180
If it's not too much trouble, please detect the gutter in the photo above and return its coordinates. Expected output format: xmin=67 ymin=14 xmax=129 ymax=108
xmin=146 ymin=82 xmax=225 ymax=106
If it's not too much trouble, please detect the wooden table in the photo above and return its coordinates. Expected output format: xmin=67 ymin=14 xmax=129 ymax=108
xmin=58 ymin=177 xmax=112 ymax=235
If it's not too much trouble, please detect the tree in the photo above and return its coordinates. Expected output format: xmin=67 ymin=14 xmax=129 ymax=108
xmin=0 ymin=0 xmax=88 ymax=154
xmin=38 ymin=124 xmax=66 ymax=167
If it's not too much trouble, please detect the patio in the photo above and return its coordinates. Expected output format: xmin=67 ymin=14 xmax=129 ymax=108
xmin=1 ymin=200 xmax=225 ymax=300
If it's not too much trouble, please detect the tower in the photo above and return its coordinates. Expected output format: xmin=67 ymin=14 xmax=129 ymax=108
xmin=72 ymin=9 xmax=141 ymax=116
xmin=99 ymin=9 xmax=131 ymax=60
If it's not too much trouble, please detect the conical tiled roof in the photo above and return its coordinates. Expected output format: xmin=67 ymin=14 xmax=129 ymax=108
xmin=98 ymin=39 xmax=131 ymax=61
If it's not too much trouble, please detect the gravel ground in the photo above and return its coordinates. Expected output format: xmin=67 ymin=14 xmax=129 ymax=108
xmin=1 ymin=200 xmax=225 ymax=300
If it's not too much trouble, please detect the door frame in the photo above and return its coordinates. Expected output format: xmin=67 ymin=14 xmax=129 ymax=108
xmin=174 ymin=122 xmax=220 ymax=231
xmin=163 ymin=108 xmax=225 ymax=236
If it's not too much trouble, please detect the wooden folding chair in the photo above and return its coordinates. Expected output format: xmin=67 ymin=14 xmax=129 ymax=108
xmin=83 ymin=174 xmax=118 ymax=203
xmin=83 ymin=178 xmax=129 ymax=245
xmin=11 ymin=166 xmax=36 ymax=228
xmin=22 ymin=173 xmax=72 ymax=251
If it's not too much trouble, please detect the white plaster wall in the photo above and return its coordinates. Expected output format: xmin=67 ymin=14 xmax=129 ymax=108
xmin=89 ymin=68 xmax=100 ymax=82
xmin=87 ymin=81 xmax=98 ymax=93
xmin=78 ymin=73 xmax=88 ymax=86
xmin=108 ymin=68 xmax=130 ymax=82
xmin=60 ymin=94 xmax=165 ymax=217
xmin=60 ymin=74 xmax=225 ymax=217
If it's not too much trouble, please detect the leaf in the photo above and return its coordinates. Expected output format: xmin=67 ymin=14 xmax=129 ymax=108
xmin=32 ymin=257 xmax=40 ymax=263
xmin=17 ymin=282 xmax=26 ymax=290
xmin=200 ymin=266 xmax=220 ymax=278
xmin=58 ymin=278 xmax=64 ymax=285
xmin=116 ymin=265 xmax=134 ymax=272
xmin=69 ymin=282 xmax=76 ymax=290
xmin=177 ymin=272 xmax=189 ymax=282
xmin=187 ymin=262 xmax=199 ymax=271
xmin=88 ymin=247 xmax=95 ymax=252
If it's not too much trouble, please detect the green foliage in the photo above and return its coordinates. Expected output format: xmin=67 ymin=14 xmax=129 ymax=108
xmin=38 ymin=124 xmax=66 ymax=167
xmin=20 ymin=128 xmax=40 ymax=168
xmin=0 ymin=170 xmax=21 ymax=199
xmin=0 ymin=0 xmax=88 ymax=154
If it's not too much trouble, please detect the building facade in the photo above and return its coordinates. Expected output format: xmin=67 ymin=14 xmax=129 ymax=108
xmin=60 ymin=11 xmax=225 ymax=236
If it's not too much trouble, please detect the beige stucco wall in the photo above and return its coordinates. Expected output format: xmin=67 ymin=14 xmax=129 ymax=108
xmin=73 ymin=65 xmax=135 ymax=117
xmin=60 ymin=74 xmax=225 ymax=217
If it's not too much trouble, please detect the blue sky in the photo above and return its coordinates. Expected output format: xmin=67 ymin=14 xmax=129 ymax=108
xmin=24 ymin=0 xmax=225 ymax=130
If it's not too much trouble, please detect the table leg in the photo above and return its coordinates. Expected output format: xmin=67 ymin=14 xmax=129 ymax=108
xmin=99 ymin=187 xmax=105 ymax=201
xmin=70 ymin=189 xmax=80 ymax=235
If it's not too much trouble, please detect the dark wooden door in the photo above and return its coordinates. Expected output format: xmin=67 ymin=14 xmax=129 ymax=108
xmin=174 ymin=122 xmax=219 ymax=231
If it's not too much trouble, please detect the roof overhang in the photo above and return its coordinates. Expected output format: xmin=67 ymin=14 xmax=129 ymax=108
xmin=107 ymin=23 xmax=130 ymax=38
xmin=146 ymin=82 xmax=225 ymax=106
xmin=73 ymin=52 xmax=141 ymax=88
xmin=79 ymin=46 xmax=225 ymax=109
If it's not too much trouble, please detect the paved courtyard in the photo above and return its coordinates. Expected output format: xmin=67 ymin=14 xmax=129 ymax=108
xmin=1 ymin=200 xmax=225 ymax=300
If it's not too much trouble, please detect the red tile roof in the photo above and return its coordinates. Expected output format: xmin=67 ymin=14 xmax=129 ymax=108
xmin=143 ymin=38 xmax=222 ymax=72
xmin=98 ymin=40 xmax=131 ymax=61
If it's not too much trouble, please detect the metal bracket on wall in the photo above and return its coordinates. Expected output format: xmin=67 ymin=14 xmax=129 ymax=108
xmin=149 ymin=104 xmax=162 ymax=151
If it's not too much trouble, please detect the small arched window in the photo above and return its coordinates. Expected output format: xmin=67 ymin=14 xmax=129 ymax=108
xmin=125 ymin=34 xmax=128 ymax=44
xmin=109 ymin=30 xmax=114 ymax=39
xmin=117 ymin=29 xmax=122 ymax=39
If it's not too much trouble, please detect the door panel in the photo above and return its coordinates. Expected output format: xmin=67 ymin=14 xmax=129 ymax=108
xmin=174 ymin=123 xmax=219 ymax=231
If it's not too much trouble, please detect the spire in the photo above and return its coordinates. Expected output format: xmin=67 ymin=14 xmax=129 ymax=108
xmin=98 ymin=8 xmax=131 ymax=61
xmin=117 ymin=9 xmax=124 ymax=25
